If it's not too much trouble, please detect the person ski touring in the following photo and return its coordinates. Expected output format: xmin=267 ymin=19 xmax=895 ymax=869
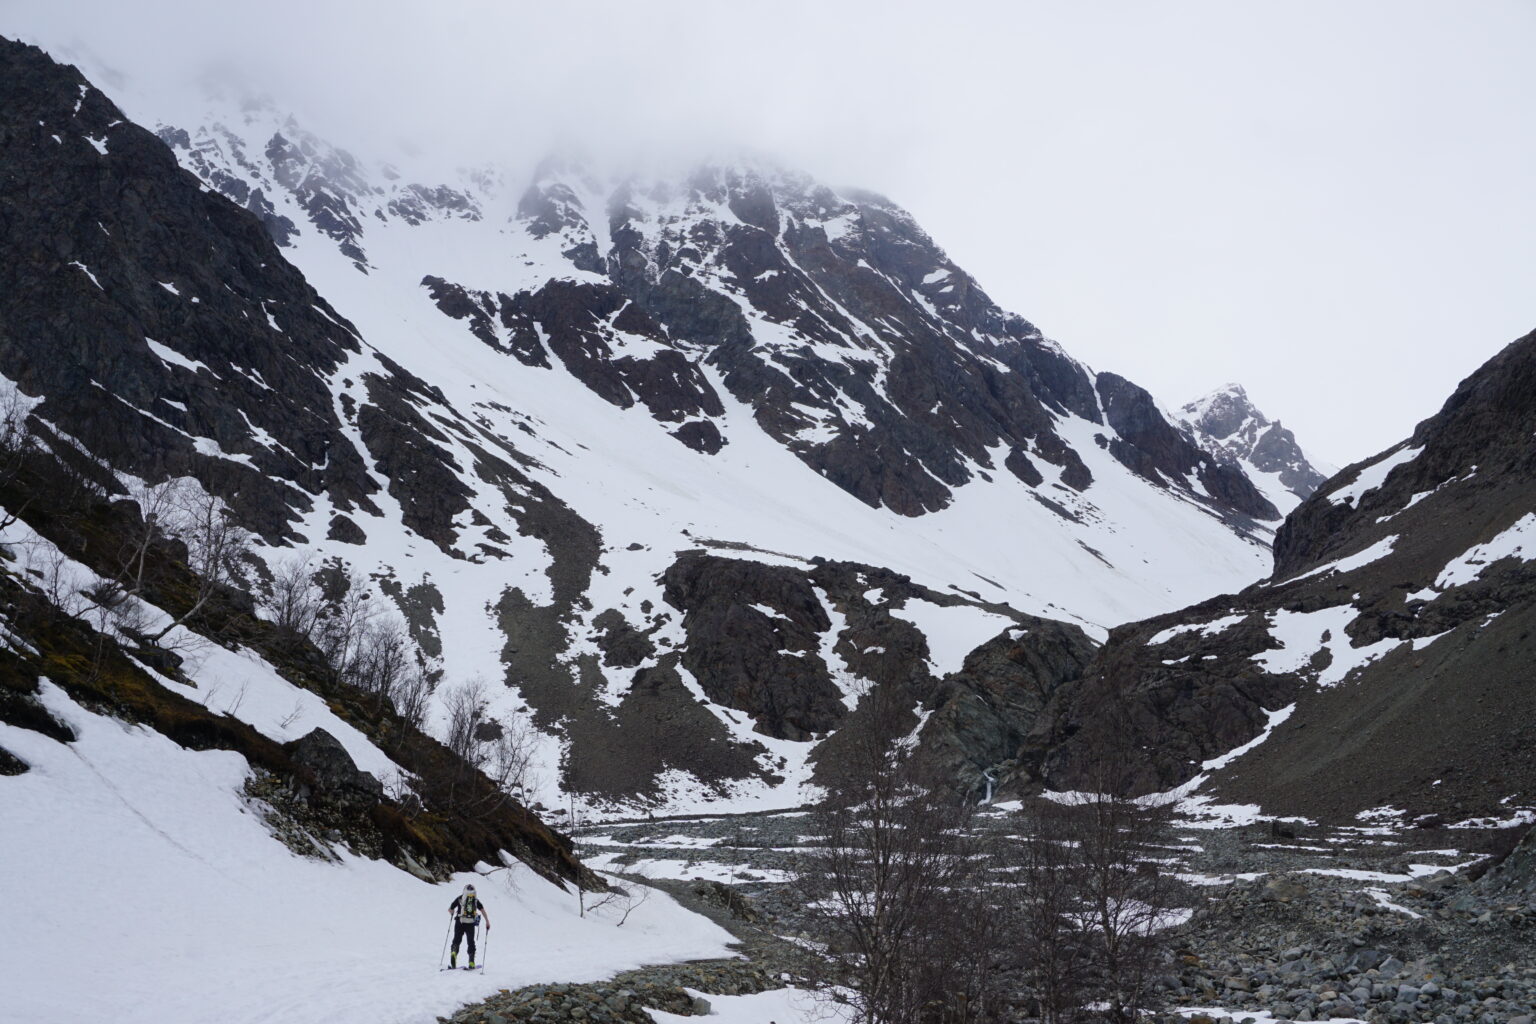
xmin=448 ymin=883 xmax=490 ymax=969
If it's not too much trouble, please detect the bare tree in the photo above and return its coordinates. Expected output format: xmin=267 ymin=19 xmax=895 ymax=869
xmin=437 ymin=677 xmax=535 ymax=789
xmin=258 ymin=553 xmax=437 ymax=729
xmin=150 ymin=484 xmax=251 ymax=642
xmin=389 ymin=664 xmax=433 ymax=732
xmin=115 ymin=479 xmax=182 ymax=602
xmin=579 ymin=878 xmax=652 ymax=925
xmin=994 ymin=799 xmax=1090 ymax=1024
xmin=484 ymin=709 xmax=540 ymax=804
xmin=435 ymin=677 xmax=511 ymax=814
xmin=442 ymin=676 xmax=490 ymax=767
xmin=263 ymin=550 xmax=326 ymax=639
xmin=1054 ymin=786 xmax=1178 ymax=1024
xmin=792 ymin=683 xmax=1000 ymax=1024
xmin=346 ymin=617 xmax=413 ymax=704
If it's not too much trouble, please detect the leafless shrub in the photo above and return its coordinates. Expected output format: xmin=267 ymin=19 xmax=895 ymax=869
xmin=580 ymin=878 xmax=652 ymax=925
xmin=308 ymin=562 xmax=379 ymax=670
xmin=26 ymin=542 xmax=87 ymax=617
xmin=278 ymin=699 xmax=305 ymax=730
xmin=222 ymin=680 xmax=250 ymax=718
xmin=436 ymin=676 xmax=542 ymax=817
xmin=259 ymin=554 xmax=434 ymax=729
xmin=791 ymin=683 xmax=1182 ymax=1024
xmin=792 ymin=683 xmax=1002 ymax=1024
xmin=484 ymin=710 xmax=540 ymax=803
xmin=389 ymin=665 xmax=433 ymax=732
xmin=443 ymin=676 xmax=490 ymax=766
xmin=149 ymin=483 xmax=252 ymax=643
xmin=116 ymin=479 xmax=182 ymax=604
xmin=264 ymin=550 xmax=326 ymax=639
xmin=346 ymin=617 xmax=413 ymax=705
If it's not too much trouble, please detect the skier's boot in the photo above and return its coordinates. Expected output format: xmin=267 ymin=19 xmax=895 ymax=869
xmin=468 ymin=961 xmax=476 ymax=969
xmin=450 ymin=952 xmax=457 ymax=969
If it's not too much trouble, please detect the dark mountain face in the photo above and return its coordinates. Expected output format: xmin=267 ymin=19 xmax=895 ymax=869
xmin=1026 ymin=329 xmax=1536 ymax=822
xmin=0 ymin=36 xmax=606 ymax=884
xmin=0 ymin=38 xmax=593 ymax=565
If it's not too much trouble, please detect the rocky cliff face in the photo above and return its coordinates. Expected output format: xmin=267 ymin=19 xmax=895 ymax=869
xmin=1180 ymin=383 xmax=1328 ymax=515
xmin=1029 ymin=330 xmax=1536 ymax=823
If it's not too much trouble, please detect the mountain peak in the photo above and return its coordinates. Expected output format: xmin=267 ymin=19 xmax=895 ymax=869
xmin=1179 ymin=383 xmax=1326 ymax=512
xmin=1181 ymin=382 xmax=1264 ymax=439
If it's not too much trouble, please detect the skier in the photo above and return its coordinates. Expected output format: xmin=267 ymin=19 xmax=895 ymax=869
xmin=447 ymin=883 xmax=491 ymax=969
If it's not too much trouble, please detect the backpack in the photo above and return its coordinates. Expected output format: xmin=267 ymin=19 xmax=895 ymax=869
xmin=458 ymin=893 xmax=479 ymax=923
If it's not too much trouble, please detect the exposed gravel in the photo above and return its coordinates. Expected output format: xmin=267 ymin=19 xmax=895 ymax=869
xmin=443 ymin=810 xmax=1536 ymax=1024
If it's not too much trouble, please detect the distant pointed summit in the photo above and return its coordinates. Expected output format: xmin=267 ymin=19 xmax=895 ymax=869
xmin=1179 ymin=384 xmax=1327 ymax=514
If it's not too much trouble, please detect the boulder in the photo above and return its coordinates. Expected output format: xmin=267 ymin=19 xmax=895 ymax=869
xmin=1478 ymin=823 xmax=1536 ymax=898
xmin=285 ymin=728 xmax=383 ymax=810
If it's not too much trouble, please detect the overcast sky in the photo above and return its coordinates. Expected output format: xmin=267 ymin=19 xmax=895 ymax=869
xmin=13 ymin=0 xmax=1535 ymax=466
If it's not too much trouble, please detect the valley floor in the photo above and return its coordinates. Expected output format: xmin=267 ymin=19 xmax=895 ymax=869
xmin=559 ymin=805 xmax=1535 ymax=1024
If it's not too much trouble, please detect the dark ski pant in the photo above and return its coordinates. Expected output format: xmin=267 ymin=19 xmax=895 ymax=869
xmin=451 ymin=920 xmax=477 ymax=962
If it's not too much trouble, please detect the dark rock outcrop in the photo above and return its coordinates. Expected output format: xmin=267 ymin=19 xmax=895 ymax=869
xmin=664 ymin=552 xmax=844 ymax=740
xmin=922 ymin=615 xmax=1099 ymax=798
xmin=1479 ymin=824 xmax=1536 ymax=899
xmin=284 ymin=727 xmax=384 ymax=810
xmin=1097 ymin=373 xmax=1277 ymax=521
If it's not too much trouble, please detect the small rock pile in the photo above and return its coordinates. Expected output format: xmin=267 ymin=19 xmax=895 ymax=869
xmin=439 ymin=960 xmax=786 ymax=1024
xmin=243 ymin=769 xmax=386 ymax=864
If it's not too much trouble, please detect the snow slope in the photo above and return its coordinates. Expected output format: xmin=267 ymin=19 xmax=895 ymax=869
xmin=0 ymin=679 xmax=734 ymax=1024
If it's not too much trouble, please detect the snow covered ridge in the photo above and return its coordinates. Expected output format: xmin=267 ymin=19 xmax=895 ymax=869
xmin=0 ymin=502 xmax=585 ymax=885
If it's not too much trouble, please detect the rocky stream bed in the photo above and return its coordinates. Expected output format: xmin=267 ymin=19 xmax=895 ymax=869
xmin=439 ymin=808 xmax=1535 ymax=1024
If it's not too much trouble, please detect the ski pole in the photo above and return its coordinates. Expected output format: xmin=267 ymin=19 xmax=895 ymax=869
xmin=480 ymin=920 xmax=490 ymax=971
xmin=438 ymin=916 xmax=452 ymax=970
